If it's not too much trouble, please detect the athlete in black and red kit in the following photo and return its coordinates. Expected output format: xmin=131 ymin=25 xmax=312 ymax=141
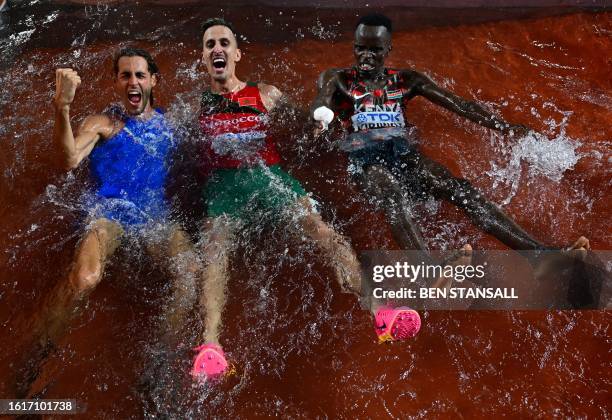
xmin=312 ymin=13 xmax=590 ymax=254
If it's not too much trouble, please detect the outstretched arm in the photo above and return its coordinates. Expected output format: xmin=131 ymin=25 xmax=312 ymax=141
xmin=53 ymin=68 xmax=112 ymax=170
xmin=408 ymin=70 xmax=530 ymax=136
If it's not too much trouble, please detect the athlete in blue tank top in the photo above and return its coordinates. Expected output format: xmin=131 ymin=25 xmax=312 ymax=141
xmin=14 ymin=48 xmax=201 ymax=397
xmin=88 ymin=107 xmax=174 ymax=226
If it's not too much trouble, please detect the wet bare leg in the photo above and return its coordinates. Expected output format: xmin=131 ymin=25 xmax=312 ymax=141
xmin=406 ymin=152 xmax=591 ymax=253
xmin=147 ymin=226 xmax=201 ymax=348
xmin=358 ymin=165 xmax=475 ymax=312
xmin=431 ymin=244 xmax=474 ymax=289
xmin=406 ymin=152 xmax=546 ymax=250
xmin=296 ymin=197 xmax=362 ymax=296
xmin=198 ymin=217 xmax=234 ymax=345
xmin=15 ymin=218 xmax=123 ymax=395
xmin=33 ymin=218 xmax=123 ymax=345
xmin=361 ymin=164 xmax=429 ymax=251
xmin=361 ymin=165 xmax=477 ymax=264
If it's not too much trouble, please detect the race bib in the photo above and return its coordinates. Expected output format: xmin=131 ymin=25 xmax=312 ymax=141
xmin=210 ymin=130 xmax=267 ymax=160
xmin=351 ymin=111 xmax=406 ymax=131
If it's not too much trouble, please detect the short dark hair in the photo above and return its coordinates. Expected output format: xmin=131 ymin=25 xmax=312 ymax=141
xmin=201 ymin=17 xmax=239 ymax=44
xmin=356 ymin=14 xmax=392 ymax=33
xmin=113 ymin=47 xmax=159 ymax=76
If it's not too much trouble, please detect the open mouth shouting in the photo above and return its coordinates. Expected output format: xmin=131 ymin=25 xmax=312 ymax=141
xmin=212 ymin=54 xmax=227 ymax=74
xmin=127 ymin=89 xmax=142 ymax=107
xmin=359 ymin=62 xmax=375 ymax=72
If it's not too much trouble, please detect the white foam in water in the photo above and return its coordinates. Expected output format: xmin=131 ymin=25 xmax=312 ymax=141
xmin=2 ymin=29 xmax=35 ymax=51
xmin=515 ymin=132 xmax=580 ymax=182
xmin=487 ymin=127 xmax=582 ymax=205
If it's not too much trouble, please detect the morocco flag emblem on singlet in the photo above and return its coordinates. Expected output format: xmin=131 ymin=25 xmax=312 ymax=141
xmin=238 ymin=97 xmax=258 ymax=107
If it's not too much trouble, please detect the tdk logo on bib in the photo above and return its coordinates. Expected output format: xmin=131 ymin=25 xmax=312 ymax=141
xmin=352 ymin=103 xmax=405 ymax=131
xmin=355 ymin=112 xmax=401 ymax=123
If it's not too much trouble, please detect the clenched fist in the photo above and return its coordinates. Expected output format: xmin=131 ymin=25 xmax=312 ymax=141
xmin=54 ymin=68 xmax=81 ymax=108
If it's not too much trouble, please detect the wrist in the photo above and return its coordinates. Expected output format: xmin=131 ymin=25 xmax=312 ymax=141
xmin=53 ymin=100 xmax=71 ymax=112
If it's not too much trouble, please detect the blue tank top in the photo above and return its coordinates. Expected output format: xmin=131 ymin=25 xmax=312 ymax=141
xmin=89 ymin=110 xmax=174 ymax=218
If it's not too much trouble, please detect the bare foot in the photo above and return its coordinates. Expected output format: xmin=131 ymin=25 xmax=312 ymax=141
xmin=534 ymin=236 xmax=591 ymax=279
xmin=426 ymin=245 xmax=477 ymax=310
xmin=432 ymin=244 xmax=473 ymax=289
xmin=564 ymin=236 xmax=591 ymax=264
xmin=567 ymin=236 xmax=590 ymax=250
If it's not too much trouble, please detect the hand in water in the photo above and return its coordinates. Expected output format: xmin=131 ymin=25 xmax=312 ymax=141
xmin=504 ymin=124 xmax=532 ymax=138
xmin=54 ymin=68 xmax=81 ymax=108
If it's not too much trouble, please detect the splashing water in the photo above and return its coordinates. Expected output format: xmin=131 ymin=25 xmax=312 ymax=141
xmin=485 ymin=102 xmax=585 ymax=206
xmin=514 ymin=134 xmax=581 ymax=182
xmin=0 ymin=4 xmax=610 ymax=418
xmin=488 ymin=130 xmax=582 ymax=205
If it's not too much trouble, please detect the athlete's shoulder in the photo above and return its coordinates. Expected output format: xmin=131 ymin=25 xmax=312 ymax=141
xmin=399 ymin=69 xmax=432 ymax=84
xmin=84 ymin=112 xmax=113 ymax=125
xmin=318 ymin=67 xmax=350 ymax=81
xmin=392 ymin=69 xmax=435 ymax=93
xmin=258 ymin=82 xmax=283 ymax=112
xmin=151 ymin=109 xmax=177 ymax=131
xmin=317 ymin=68 xmax=351 ymax=94
xmin=258 ymin=82 xmax=282 ymax=98
xmin=80 ymin=113 xmax=116 ymax=139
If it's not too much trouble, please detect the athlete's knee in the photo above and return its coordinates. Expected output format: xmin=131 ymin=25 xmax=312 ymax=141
xmin=93 ymin=217 xmax=122 ymax=238
xmin=167 ymin=227 xmax=191 ymax=254
xmin=88 ymin=218 xmax=123 ymax=258
xmin=444 ymin=177 xmax=483 ymax=206
xmin=67 ymin=223 xmax=117 ymax=294
xmin=69 ymin=262 xmax=103 ymax=294
xmin=300 ymin=212 xmax=332 ymax=240
xmin=364 ymin=165 xmax=403 ymax=206
xmin=364 ymin=165 xmax=396 ymax=189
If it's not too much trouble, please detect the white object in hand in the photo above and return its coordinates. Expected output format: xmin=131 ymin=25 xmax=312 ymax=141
xmin=313 ymin=106 xmax=334 ymax=131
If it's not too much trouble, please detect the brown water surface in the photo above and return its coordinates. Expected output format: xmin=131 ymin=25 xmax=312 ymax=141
xmin=0 ymin=4 xmax=610 ymax=418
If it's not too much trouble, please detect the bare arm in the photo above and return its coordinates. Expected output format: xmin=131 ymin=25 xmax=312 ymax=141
xmin=312 ymin=69 xmax=351 ymax=113
xmin=309 ymin=69 xmax=353 ymax=136
xmin=408 ymin=70 xmax=530 ymax=136
xmin=259 ymin=82 xmax=310 ymax=123
xmin=258 ymin=82 xmax=285 ymax=112
xmin=53 ymin=68 xmax=113 ymax=170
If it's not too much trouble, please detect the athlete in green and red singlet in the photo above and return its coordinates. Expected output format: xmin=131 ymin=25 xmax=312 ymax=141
xmin=191 ymin=18 xmax=374 ymax=381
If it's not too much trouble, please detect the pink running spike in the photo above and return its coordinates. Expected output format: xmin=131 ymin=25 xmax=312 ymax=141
xmin=191 ymin=343 xmax=229 ymax=379
xmin=374 ymin=306 xmax=421 ymax=343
